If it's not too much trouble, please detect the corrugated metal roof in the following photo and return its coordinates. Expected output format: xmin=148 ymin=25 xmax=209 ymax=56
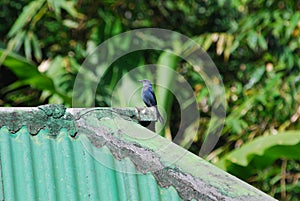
xmin=0 ymin=105 xmax=276 ymax=201
xmin=0 ymin=127 xmax=182 ymax=201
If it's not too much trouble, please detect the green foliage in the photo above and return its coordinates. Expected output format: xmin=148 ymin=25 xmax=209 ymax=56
xmin=0 ymin=49 xmax=71 ymax=104
xmin=217 ymin=130 xmax=300 ymax=200
xmin=1 ymin=0 xmax=300 ymax=200
xmin=218 ymin=131 xmax=300 ymax=176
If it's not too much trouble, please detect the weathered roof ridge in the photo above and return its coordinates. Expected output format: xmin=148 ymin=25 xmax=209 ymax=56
xmin=0 ymin=104 xmax=156 ymax=136
xmin=0 ymin=105 xmax=277 ymax=201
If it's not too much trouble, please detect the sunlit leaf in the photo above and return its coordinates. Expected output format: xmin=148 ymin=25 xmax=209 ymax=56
xmin=0 ymin=49 xmax=70 ymax=103
xmin=216 ymin=33 xmax=225 ymax=55
xmin=63 ymin=19 xmax=79 ymax=28
xmin=8 ymin=0 xmax=45 ymax=37
xmin=156 ymin=51 xmax=179 ymax=138
xmin=257 ymin=34 xmax=267 ymax=50
xmin=13 ymin=31 xmax=26 ymax=51
xmin=0 ymin=48 xmax=38 ymax=79
xmin=202 ymin=34 xmax=213 ymax=51
xmin=245 ymin=66 xmax=265 ymax=90
xmin=31 ymin=34 xmax=42 ymax=62
xmin=247 ymin=31 xmax=258 ymax=50
xmin=217 ymin=130 xmax=300 ymax=179
xmin=24 ymin=33 xmax=32 ymax=60
xmin=47 ymin=0 xmax=62 ymax=16
xmin=60 ymin=1 xmax=81 ymax=18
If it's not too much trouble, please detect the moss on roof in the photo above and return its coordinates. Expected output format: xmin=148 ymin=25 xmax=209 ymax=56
xmin=0 ymin=105 xmax=276 ymax=201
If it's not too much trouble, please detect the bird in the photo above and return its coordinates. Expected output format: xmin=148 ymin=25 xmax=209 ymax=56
xmin=139 ymin=79 xmax=164 ymax=124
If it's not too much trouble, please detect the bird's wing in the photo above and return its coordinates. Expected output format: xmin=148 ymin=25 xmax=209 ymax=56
xmin=148 ymin=87 xmax=157 ymax=104
xmin=142 ymin=86 xmax=157 ymax=106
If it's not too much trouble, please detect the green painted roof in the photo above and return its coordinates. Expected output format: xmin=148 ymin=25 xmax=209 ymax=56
xmin=0 ymin=105 xmax=276 ymax=201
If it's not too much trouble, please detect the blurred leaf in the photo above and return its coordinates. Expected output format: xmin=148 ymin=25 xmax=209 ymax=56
xmin=31 ymin=33 xmax=42 ymax=62
xmin=24 ymin=33 xmax=32 ymax=60
xmin=0 ymin=48 xmax=70 ymax=103
xmin=12 ymin=31 xmax=26 ymax=51
xmin=8 ymin=0 xmax=45 ymax=37
xmin=0 ymin=48 xmax=38 ymax=79
xmin=156 ymin=51 xmax=179 ymax=110
xmin=47 ymin=0 xmax=62 ymax=16
xmin=63 ymin=19 xmax=79 ymax=28
xmin=156 ymin=51 xmax=180 ymax=138
xmin=224 ymin=34 xmax=233 ymax=61
xmin=217 ymin=130 xmax=300 ymax=179
xmin=247 ymin=31 xmax=258 ymax=50
xmin=202 ymin=34 xmax=213 ymax=51
xmin=60 ymin=0 xmax=81 ymax=18
xmin=257 ymin=34 xmax=267 ymax=50
xmin=216 ymin=33 xmax=225 ymax=55
xmin=245 ymin=66 xmax=265 ymax=90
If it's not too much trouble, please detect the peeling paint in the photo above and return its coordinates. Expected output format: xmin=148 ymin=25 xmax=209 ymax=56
xmin=82 ymin=126 xmax=228 ymax=201
xmin=76 ymin=109 xmax=275 ymax=201
xmin=0 ymin=104 xmax=77 ymax=136
xmin=0 ymin=106 xmax=276 ymax=201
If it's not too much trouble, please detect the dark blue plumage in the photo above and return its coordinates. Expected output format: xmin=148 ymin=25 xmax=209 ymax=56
xmin=140 ymin=79 xmax=164 ymax=124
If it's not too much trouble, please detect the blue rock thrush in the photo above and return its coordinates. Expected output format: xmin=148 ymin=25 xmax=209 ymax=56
xmin=140 ymin=79 xmax=164 ymax=124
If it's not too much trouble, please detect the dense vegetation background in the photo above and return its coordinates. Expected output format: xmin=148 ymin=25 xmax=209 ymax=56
xmin=0 ymin=0 xmax=299 ymax=200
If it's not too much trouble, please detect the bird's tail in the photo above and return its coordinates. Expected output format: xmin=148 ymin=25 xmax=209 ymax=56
xmin=155 ymin=106 xmax=164 ymax=124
